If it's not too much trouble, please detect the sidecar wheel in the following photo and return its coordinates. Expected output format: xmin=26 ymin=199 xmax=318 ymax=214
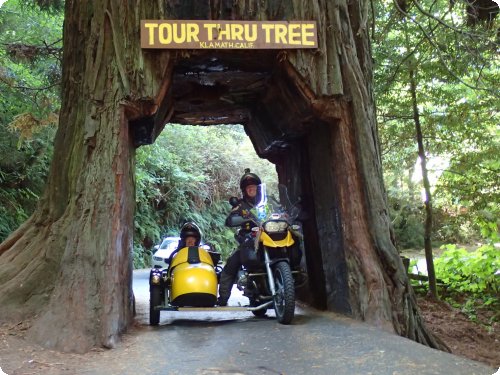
xmin=273 ymin=261 xmax=295 ymax=324
xmin=149 ymin=287 xmax=162 ymax=326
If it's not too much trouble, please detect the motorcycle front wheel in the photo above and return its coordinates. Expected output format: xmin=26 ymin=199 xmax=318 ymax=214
xmin=149 ymin=287 xmax=162 ymax=326
xmin=273 ymin=261 xmax=295 ymax=324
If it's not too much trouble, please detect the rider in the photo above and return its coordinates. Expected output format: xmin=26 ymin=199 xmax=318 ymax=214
xmin=217 ymin=169 xmax=261 ymax=306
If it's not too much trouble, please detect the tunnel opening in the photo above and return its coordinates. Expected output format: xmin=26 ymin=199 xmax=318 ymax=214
xmin=130 ymin=50 xmax=351 ymax=313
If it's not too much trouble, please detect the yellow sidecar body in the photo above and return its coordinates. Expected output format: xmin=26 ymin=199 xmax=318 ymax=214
xmin=169 ymin=246 xmax=218 ymax=307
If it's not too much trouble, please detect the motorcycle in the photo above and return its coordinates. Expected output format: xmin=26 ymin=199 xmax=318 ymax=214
xmin=226 ymin=183 xmax=306 ymax=324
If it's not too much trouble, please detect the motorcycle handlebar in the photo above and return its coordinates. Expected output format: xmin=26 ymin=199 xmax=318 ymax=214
xmin=226 ymin=215 xmax=257 ymax=228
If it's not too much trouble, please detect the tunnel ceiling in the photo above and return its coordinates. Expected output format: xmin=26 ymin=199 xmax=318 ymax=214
xmin=132 ymin=51 xmax=317 ymax=157
xmin=170 ymin=51 xmax=276 ymax=126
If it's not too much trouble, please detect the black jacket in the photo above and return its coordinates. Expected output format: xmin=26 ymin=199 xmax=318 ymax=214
xmin=225 ymin=198 xmax=257 ymax=233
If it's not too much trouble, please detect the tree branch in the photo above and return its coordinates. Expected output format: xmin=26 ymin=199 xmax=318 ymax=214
xmin=5 ymin=42 xmax=62 ymax=62
xmin=0 ymin=75 xmax=60 ymax=92
xmin=412 ymin=0 xmax=490 ymax=38
xmin=393 ymin=0 xmax=498 ymax=93
xmin=376 ymin=6 xmax=442 ymax=95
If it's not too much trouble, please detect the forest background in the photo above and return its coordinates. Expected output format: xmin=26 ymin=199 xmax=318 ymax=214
xmin=0 ymin=0 xmax=498 ymax=342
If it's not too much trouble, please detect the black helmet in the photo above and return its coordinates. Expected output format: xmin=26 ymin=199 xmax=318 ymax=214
xmin=179 ymin=222 xmax=202 ymax=246
xmin=239 ymin=168 xmax=261 ymax=191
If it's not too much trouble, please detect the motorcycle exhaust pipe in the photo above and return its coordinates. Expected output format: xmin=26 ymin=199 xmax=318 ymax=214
xmin=247 ymin=300 xmax=274 ymax=311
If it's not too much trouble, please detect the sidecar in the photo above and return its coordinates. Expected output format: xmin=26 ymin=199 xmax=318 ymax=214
xmin=149 ymin=245 xmax=222 ymax=325
xmin=148 ymin=244 xmax=274 ymax=325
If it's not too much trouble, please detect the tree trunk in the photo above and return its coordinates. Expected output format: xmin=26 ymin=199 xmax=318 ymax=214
xmin=0 ymin=0 xmax=445 ymax=352
xmin=409 ymin=67 xmax=438 ymax=299
xmin=0 ymin=0 xmax=171 ymax=352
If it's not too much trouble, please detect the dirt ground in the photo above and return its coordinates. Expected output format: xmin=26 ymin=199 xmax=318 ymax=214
xmin=1 ymin=299 xmax=499 ymax=374
xmin=417 ymin=296 xmax=500 ymax=368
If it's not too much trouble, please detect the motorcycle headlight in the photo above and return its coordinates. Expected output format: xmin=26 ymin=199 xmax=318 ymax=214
xmin=264 ymin=221 xmax=288 ymax=233
xmin=151 ymin=275 xmax=161 ymax=285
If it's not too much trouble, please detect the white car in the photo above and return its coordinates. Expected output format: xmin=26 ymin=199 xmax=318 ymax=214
xmin=151 ymin=237 xmax=180 ymax=269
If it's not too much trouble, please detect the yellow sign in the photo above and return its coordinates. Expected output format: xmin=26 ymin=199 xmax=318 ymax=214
xmin=141 ymin=20 xmax=317 ymax=49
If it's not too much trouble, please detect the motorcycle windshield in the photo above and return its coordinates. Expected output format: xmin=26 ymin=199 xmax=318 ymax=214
xmin=250 ymin=183 xmax=269 ymax=223
xmin=250 ymin=184 xmax=300 ymax=224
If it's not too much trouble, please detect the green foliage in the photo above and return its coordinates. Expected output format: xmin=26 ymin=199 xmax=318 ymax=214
xmin=132 ymin=243 xmax=149 ymax=270
xmin=25 ymin=0 xmax=64 ymax=12
xmin=133 ymin=124 xmax=277 ymax=268
xmin=0 ymin=0 xmax=62 ymax=242
xmin=373 ymin=0 xmax=499 ymax=249
xmin=0 ymin=128 xmax=55 ymax=240
xmin=409 ymin=213 xmax=500 ymax=320
xmin=476 ymin=210 xmax=500 ymax=243
xmin=389 ymin=196 xmax=425 ymax=249
xmin=435 ymin=242 xmax=500 ymax=320
xmin=0 ymin=0 xmax=63 ymax=118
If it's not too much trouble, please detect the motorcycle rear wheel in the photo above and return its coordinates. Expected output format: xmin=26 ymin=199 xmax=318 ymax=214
xmin=149 ymin=287 xmax=162 ymax=326
xmin=273 ymin=261 xmax=295 ymax=324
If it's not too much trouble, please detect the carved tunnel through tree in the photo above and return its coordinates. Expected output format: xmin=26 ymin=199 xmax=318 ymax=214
xmin=129 ymin=50 xmax=351 ymax=313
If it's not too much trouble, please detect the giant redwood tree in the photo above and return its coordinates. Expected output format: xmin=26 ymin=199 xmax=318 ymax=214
xmin=0 ymin=0 xmax=443 ymax=352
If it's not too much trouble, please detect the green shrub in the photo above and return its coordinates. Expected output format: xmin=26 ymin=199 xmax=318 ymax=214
xmin=434 ymin=243 xmax=499 ymax=321
xmin=132 ymin=243 xmax=150 ymax=269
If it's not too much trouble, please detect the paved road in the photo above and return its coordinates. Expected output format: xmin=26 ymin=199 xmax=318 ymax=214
xmin=79 ymin=269 xmax=495 ymax=375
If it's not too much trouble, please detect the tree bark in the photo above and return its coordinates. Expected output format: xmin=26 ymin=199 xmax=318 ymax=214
xmin=0 ymin=0 xmax=445 ymax=352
